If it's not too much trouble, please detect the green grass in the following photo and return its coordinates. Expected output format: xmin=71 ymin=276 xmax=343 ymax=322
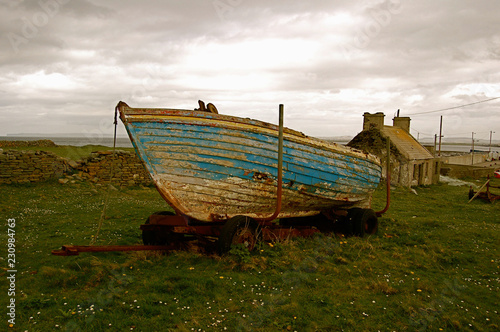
xmin=3 ymin=145 xmax=134 ymax=161
xmin=1 ymin=177 xmax=499 ymax=331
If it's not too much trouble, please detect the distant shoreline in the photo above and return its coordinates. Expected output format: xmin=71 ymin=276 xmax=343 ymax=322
xmin=0 ymin=136 xmax=497 ymax=153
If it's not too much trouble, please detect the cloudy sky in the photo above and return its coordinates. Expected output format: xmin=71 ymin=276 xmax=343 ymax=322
xmin=1 ymin=0 xmax=499 ymax=143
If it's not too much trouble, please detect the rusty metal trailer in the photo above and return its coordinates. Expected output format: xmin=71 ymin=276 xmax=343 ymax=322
xmin=52 ymin=208 xmax=384 ymax=256
xmin=468 ymin=175 xmax=500 ymax=203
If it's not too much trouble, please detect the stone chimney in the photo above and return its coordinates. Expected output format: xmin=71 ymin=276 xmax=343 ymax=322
xmin=363 ymin=112 xmax=385 ymax=131
xmin=393 ymin=116 xmax=410 ymax=133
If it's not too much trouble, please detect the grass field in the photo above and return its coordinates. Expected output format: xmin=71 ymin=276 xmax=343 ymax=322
xmin=1 ymin=175 xmax=499 ymax=331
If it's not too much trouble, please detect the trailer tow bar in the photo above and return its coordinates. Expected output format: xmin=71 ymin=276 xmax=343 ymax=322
xmin=52 ymin=244 xmax=177 ymax=256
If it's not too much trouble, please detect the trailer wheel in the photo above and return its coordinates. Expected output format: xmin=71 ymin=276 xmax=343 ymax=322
xmin=218 ymin=216 xmax=259 ymax=254
xmin=348 ymin=208 xmax=378 ymax=237
xmin=142 ymin=211 xmax=175 ymax=245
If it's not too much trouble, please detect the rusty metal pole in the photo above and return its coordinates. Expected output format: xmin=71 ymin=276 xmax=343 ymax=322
xmin=258 ymin=104 xmax=284 ymax=222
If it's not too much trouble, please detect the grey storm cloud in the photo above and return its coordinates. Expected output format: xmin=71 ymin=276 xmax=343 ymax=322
xmin=0 ymin=0 xmax=499 ymax=141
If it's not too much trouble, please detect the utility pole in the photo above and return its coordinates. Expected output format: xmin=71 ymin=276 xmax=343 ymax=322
xmin=471 ymin=132 xmax=476 ymax=165
xmin=434 ymin=134 xmax=437 ymax=157
xmin=438 ymin=116 xmax=443 ymax=156
xmin=489 ymin=131 xmax=495 ymax=153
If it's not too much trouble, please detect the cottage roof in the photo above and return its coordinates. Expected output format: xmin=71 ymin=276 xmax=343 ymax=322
xmin=381 ymin=126 xmax=433 ymax=161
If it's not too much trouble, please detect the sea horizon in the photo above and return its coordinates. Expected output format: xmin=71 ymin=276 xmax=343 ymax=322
xmin=1 ymin=135 xmax=498 ymax=153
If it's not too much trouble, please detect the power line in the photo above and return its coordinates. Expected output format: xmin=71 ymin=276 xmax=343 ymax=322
xmin=411 ymin=127 xmax=434 ymax=137
xmin=407 ymin=96 xmax=500 ymax=116
xmin=412 ymin=126 xmax=494 ymax=139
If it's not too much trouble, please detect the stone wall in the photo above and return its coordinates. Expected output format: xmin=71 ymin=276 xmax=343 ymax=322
xmin=441 ymin=152 xmax=489 ymax=166
xmin=0 ymin=139 xmax=57 ymax=148
xmin=440 ymin=164 xmax=496 ymax=179
xmin=0 ymin=149 xmax=153 ymax=186
xmin=0 ymin=150 xmax=69 ymax=184
xmin=75 ymin=150 xmax=152 ymax=187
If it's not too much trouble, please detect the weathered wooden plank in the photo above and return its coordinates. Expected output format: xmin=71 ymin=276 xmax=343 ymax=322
xmin=128 ymin=115 xmax=380 ymax=169
xmin=132 ymin=124 xmax=381 ymax=183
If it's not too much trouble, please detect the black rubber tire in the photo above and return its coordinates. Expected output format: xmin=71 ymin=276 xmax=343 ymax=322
xmin=218 ymin=216 xmax=259 ymax=255
xmin=348 ymin=208 xmax=378 ymax=237
xmin=142 ymin=211 xmax=175 ymax=245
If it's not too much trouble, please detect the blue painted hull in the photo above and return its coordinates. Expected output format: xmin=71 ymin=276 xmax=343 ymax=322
xmin=118 ymin=102 xmax=382 ymax=222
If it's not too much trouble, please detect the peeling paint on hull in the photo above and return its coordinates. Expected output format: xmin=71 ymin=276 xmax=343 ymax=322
xmin=117 ymin=102 xmax=382 ymax=222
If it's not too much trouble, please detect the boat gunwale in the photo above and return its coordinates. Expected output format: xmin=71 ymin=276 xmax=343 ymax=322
xmin=117 ymin=102 xmax=381 ymax=167
xmin=131 ymin=120 xmax=382 ymax=174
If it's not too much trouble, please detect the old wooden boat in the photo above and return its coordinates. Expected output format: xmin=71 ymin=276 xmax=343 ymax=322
xmin=50 ymin=102 xmax=384 ymax=256
xmin=117 ymin=101 xmax=382 ymax=223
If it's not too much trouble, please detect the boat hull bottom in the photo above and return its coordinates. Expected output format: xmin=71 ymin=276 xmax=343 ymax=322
xmin=153 ymin=174 xmax=373 ymax=222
